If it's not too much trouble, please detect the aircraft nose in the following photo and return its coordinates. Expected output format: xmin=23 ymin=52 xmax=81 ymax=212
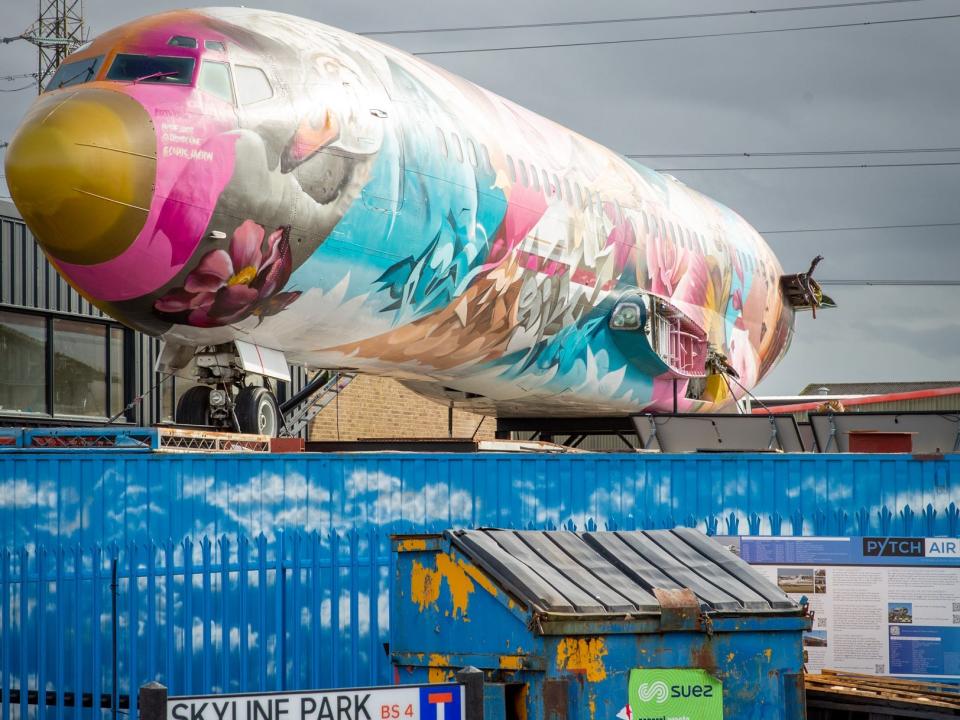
xmin=4 ymin=88 xmax=156 ymax=266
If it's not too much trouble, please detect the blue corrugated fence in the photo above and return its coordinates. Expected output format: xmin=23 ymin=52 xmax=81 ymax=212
xmin=0 ymin=451 xmax=958 ymax=719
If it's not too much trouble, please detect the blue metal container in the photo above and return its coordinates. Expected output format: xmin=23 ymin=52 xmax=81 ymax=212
xmin=391 ymin=529 xmax=810 ymax=720
xmin=0 ymin=450 xmax=956 ymax=548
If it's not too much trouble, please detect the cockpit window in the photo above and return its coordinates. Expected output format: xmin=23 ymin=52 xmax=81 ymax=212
xmin=234 ymin=65 xmax=273 ymax=105
xmin=204 ymin=40 xmax=226 ymax=52
xmin=168 ymin=36 xmax=198 ymax=48
xmin=106 ymin=54 xmax=195 ymax=84
xmin=45 ymin=55 xmax=104 ymax=91
xmin=198 ymin=61 xmax=234 ymax=103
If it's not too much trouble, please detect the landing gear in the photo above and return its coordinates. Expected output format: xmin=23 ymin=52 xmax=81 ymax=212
xmin=176 ymin=386 xmax=211 ymax=426
xmin=161 ymin=341 xmax=290 ymax=437
xmin=175 ymin=384 xmax=282 ymax=436
xmin=235 ymin=386 xmax=281 ymax=436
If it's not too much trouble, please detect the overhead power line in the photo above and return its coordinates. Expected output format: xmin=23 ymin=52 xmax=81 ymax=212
xmin=658 ymin=160 xmax=960 ymax=171
xmin=629 ymin=146 xmax=960 ymax=159
xmin=413 ymin=12 xmax=960 ymax=56
xmin=0 ymin=72 xmax=38 ymax=82
xmin=0 ymin=84 xmax=36 ymax=93
xmin=362 ymin=0 xmax=925 ymax=35
xmin=761 ymin=221 xmax=960 ymax=234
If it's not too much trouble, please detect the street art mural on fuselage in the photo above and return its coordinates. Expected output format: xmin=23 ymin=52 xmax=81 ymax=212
xmin=5 ymin=8 xmax=813 ymax=417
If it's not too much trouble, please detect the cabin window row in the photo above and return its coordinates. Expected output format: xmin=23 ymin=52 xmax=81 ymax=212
xmin=436 ymin=127 xmax=493 ymax=174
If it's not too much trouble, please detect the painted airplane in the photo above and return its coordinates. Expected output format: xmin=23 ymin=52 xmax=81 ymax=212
xmin=4 ymin=8 xmax=833 ymax=435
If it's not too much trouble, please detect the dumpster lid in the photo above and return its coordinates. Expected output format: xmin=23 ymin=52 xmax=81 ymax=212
xmin=447 ymin=528 xmax=799 ymax=616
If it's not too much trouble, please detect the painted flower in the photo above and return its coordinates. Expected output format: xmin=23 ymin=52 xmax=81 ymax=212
xmin=154 ymin=220 xmax=300 ymax=327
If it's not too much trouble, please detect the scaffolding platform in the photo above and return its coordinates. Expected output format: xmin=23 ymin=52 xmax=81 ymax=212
xmin=0 ymin=426 xmax=272 ymax=453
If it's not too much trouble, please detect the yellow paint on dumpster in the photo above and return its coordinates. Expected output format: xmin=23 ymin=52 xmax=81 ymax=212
xmin=410 ymin=553 xmax=497 ymax=620
xmin=411 ymin=560 xmax=442 ymax=612
xmin=555 ymin=637 xmax=608 ymax=681
xmin=499 ymin=655 xmax=524 ymax=670
xmin=428 ymin=653 xmax=453 ymax=683
xmin=397 ymin=539 xmax=428 ymax=552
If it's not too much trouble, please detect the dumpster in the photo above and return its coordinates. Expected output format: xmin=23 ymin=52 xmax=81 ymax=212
xmin=391 ymin=529 xmax=811 ymax=720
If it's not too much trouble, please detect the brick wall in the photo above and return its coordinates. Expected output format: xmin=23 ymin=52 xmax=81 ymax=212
xmin=308 ymin=374 xmax=495 ymax=441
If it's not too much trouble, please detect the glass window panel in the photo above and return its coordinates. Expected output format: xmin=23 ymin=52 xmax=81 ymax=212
xmin=107 ymin=54 xmax=195 ymax=85
xmin=168 ymin=36 xmax=198 ymax=48
xmin=467 ymin=139 xmax=478 ymax=167
xmin=451 ymin=133 xmax=464 ymax=162
xmin=529 ymin=164 xmax=540 ymax=191
xmin=518 ymin=159 xmax=528 ymax=186
xmin=53 ymin=319 xmax=107 ymax=417
xmin=235 ymin=65 xmax=273 ymax=105
xmin=506 ymin=155 xmax=516 ymax=182
xmin=542 ymin=170 xmax=551 ymax=195
xmin=45 ymin=55 xmax=104 ymax=92
xmin=563 ymin=178 xmax=572 ymax=204
xmin=0 ymin=311 xmax=47 ymax=414
xmin=204 ymin=40 xmax=226 ymax=52
xmin=198 ymin=61 xmax=234 ymax=102
xmin=110 ymin=327 xmax=125 ymax=418
xmin=481 ymin=144 xmax=492 ymax=172
xmin=437 ymin=127 xmax=448 ymax=157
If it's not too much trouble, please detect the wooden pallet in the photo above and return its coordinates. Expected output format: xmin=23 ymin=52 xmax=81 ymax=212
xmin=806 ymin=669 xmax=960 ymax=718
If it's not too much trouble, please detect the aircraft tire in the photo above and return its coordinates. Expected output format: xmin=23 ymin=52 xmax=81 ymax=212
xmin=176 ymin=386 xmax=211 ymax=427
xmin=236 ymin=386 xmax=281 ymax=437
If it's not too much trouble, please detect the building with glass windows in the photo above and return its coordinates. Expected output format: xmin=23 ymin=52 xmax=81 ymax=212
xmin=0 ymin=200 xmax=314 ymax=427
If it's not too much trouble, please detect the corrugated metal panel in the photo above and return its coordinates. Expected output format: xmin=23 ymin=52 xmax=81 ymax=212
xmin=0 ymin=451 xmax=954 ymax=712
xmin=0 ymin=452 xmax=955 ymax=549
xmin=447 ymin=528 xmax=795 ymax=614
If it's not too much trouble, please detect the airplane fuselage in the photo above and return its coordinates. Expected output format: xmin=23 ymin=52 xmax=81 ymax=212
xmin=6 ymin=8 xmax=797 ymax=416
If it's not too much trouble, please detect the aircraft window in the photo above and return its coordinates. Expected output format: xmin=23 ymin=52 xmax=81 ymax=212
xmin=198 ymin=61 xmax=234 ymax=103
xmin=529 ymin=164 xmax=540 ymax=192
xmin=518 ymin=159 xmax=528 ymax=186
xmin=107 ymin=54 xmax=195 ymax=84
xmin=451 ymin=133 xmax=464 ymax=163
xmin=466 ymin=138 xmax=478 ymax=167
xmin=205 ymin=40 xmax=226 ymax=52
xmin=506 ymin=155 xmax=516 ymax=181
xmin=168 ymin=36 xmax=198 ymax=49
xmin=553 ymin=175 xmax=562 ymax=199
xmin=45 ymin=55 xmax=103 ymax=91
xmin=481 ymin=144 xmax=492 ymax=173
xmin=437 ymin=127 xmax=448 ymax=157
xmin=563 ymin=178 xmax=572 ymax=204
xmin=234 ymin=65 xmax=273 ymax=105
xmin=574 ymin=183 xmax=583 ymax=206
xmin=542 ymin=170 xmax=551 ymax=195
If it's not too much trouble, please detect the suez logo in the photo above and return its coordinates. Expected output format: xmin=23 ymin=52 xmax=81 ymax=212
xmin=636 ymin=681 xmax=715 ymax=704
xmin=863 ymin=537 xmax=960 ymax=558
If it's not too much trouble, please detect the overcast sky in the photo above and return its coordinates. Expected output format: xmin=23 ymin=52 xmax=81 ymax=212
xmin=2 ymin=0 xmax=958 ymax=395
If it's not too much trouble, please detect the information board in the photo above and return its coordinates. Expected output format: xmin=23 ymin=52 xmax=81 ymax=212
xmin=168 ymin=684 xmax=464 ymax=720
xmin=740 ymin=536 xmax=960 ymax=680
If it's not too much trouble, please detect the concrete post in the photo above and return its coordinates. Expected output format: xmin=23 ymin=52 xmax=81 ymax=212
xmin=138 ymin=682 xmax=167 ymax=720
xmin=455 ymin=666 xmax=484 ymax=720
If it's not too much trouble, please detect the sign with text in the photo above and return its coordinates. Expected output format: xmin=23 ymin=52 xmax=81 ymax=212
xmin=740 ymin=536 xmax=960 ymax=680
xmin=628 ymin=668 xmax=723 ymax=720
xmin=168 ymin=684 xmax=464 ymax=720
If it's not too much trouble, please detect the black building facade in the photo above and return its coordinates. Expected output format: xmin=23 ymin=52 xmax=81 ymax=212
xmin=0 ymin=200 xmax=307 ymax=427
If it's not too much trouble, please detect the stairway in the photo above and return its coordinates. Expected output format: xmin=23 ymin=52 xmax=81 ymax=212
xmin=280 ymin=371 xmax=356 ymax=438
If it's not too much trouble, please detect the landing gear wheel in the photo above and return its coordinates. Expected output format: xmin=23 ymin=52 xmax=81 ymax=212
xmin=176 ymin=386 xmax=211 ymax=427
xmin=236 ymin=386 xmax=281 ymax=436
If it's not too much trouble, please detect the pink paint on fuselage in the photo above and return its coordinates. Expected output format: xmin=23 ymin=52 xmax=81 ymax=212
xmin=57 ymin=18 xmax=239 ymax=301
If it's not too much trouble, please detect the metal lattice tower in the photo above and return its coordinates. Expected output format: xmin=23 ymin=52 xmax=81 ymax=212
xmin=29 ymin=0 xmax=86 ymax=92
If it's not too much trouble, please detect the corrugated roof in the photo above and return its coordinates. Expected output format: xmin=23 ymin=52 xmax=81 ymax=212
xmin=447 ymin=528 xmax=798 ymax=617
xmin=799 ymin=381 xmax=960 ymax=396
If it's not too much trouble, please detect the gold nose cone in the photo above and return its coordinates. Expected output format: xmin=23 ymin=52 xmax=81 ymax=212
xmin=5 ymin=88 xmax=156 ymax=266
